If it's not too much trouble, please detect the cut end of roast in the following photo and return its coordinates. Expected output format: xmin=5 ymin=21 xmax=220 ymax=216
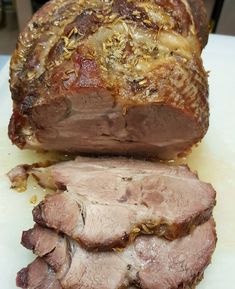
xmin=9 ymin=92 xmax=208 ymax=160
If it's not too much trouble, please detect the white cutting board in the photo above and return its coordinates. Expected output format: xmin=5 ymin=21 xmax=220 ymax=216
xmin=0 ymin=34 xmax=235 ymax=289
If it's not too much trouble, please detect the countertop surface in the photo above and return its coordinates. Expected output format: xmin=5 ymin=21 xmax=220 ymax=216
xmin=0 ymin=34 xmax=235 ymax=289
xmin=0 ymin=55 xmax=10 ymax=70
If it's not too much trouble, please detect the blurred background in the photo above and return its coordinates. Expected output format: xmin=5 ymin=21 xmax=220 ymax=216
xmin=0 ymin=0 xmax=234 ymax=63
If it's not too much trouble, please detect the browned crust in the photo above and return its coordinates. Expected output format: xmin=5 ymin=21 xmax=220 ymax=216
xmin=113 ymin=0 xmax=192 ymax=34
xmin=187 ymin=0 xmax=209 ymax=48
xmin=8 ymin=111 xmax=27 ymax=149
xmin=154 ymin=0 xmax=193 ymax=35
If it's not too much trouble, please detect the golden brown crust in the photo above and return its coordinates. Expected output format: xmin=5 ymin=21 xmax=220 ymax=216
xmin=10 ymin=0 xmax=207 ymax=101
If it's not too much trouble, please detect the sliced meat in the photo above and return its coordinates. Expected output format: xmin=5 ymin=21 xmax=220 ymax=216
xmin=33 ymin=156 xmax=199 ymax=190
xmin=19 ymin=220 xmax=216 ymax=289
xmin=9 ymin=0 xmax=209 ymax=160
xmin=8 ymin=157 xmax=216 ymax=248
xmin=7 ymin=165 xmax=29 ymax=192
xmin=32 ymin=175 xmax=215 ymax=248
xmin=16 ymin=258 xmax=62 ymax=289
xmin=8 ymin=156 xmax=198 ymax=192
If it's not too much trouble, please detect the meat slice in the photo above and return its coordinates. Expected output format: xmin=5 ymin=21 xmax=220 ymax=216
xmin=8 ymin=156 xmax=198 ymax=192
xmin=16 ymin=258 xmax=62 ymax=289
xmin=9 ymin=0 xmax=209 ymax=160
xmin=32 ymin=177 xmax=215 ymax=248
xmin=8 ymin=157 xmax=216 ymax=248
xmin=19 ymin=220 xmax=216 ymax=289
xmin=32 ymin=181 xmax=215 ymax=248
